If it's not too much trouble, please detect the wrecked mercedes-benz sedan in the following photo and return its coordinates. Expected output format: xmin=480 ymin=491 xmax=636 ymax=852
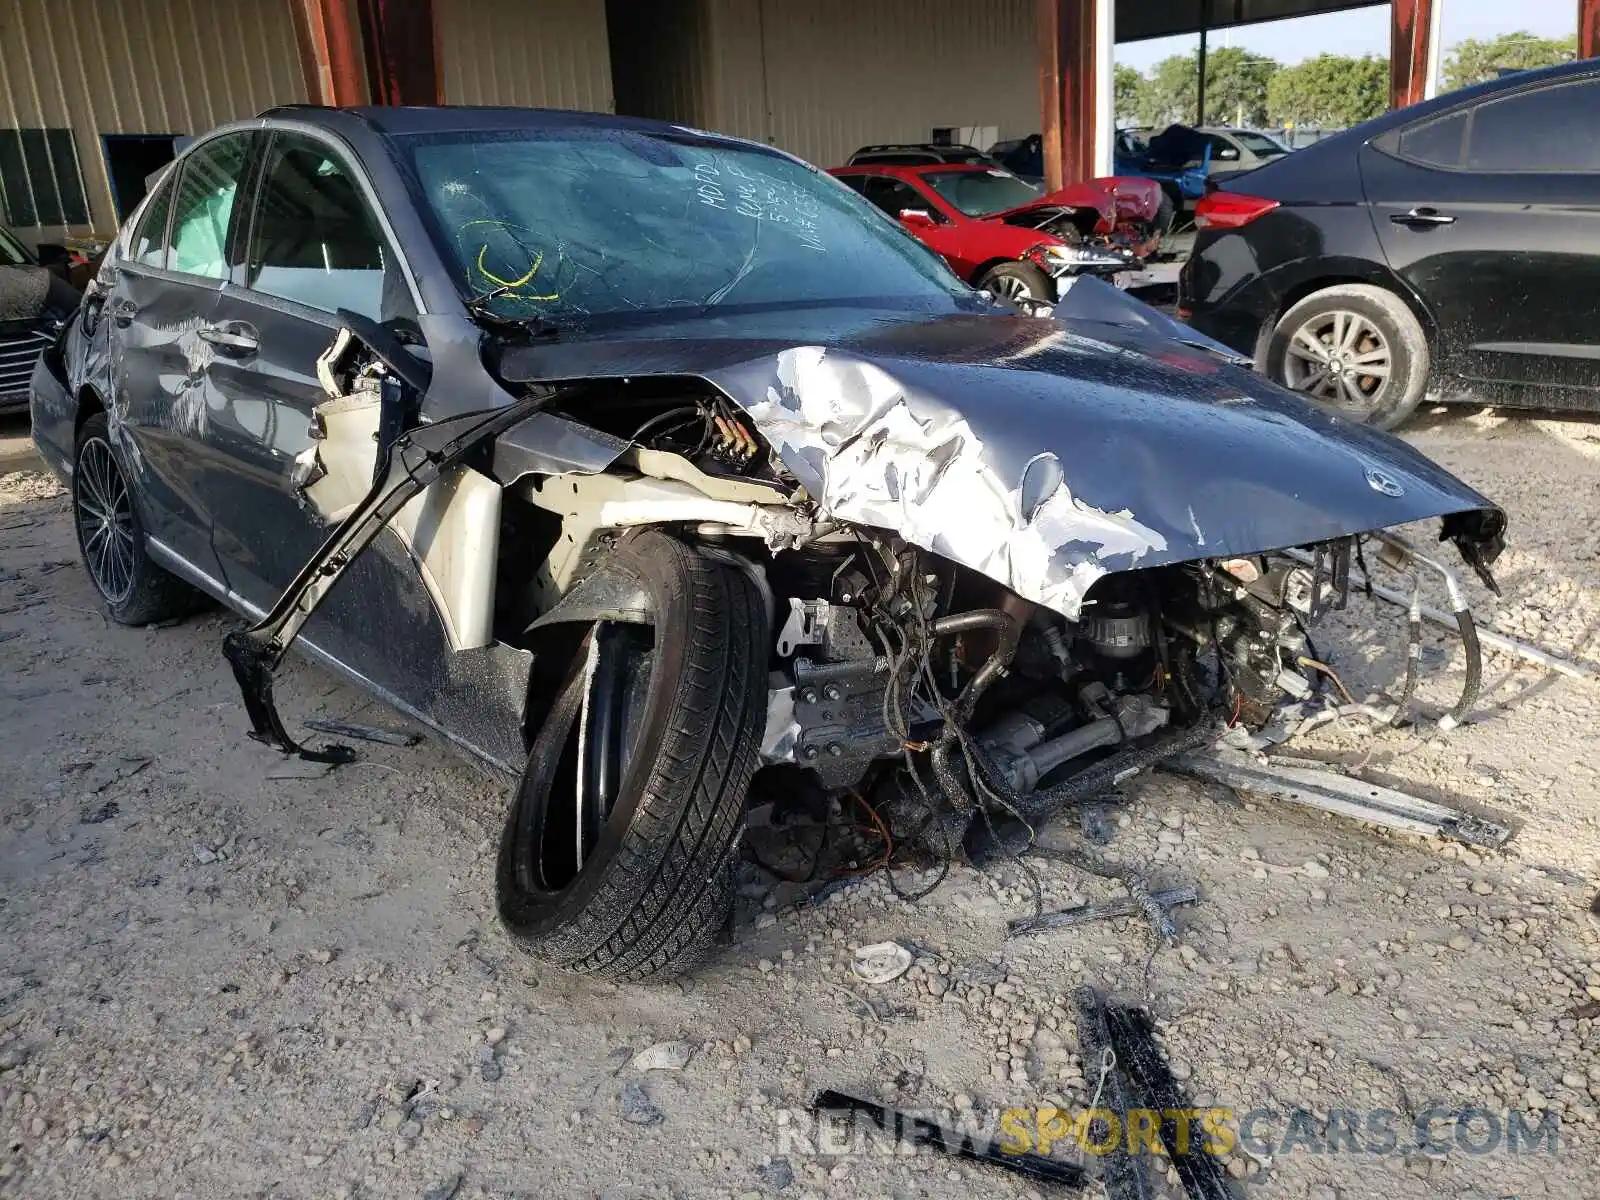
xmin=31 ymin=106 xmax=1505 ymax=980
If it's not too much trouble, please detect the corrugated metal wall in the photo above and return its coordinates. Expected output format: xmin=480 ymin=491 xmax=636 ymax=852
xmin=606 ymin=0 xmax=1036 ymax=167
xmin=713 ymin=0 xmax=1037 ymax=165
xmin=437 ymin=0 xmax=613 ymax=111
xmin=0 ymin=0 xmax=310 ymax=242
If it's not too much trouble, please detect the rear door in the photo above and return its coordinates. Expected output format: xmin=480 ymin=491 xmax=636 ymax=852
xmin=1364 ymin=75 xmax=1600 ymax=392
xmin=106 ymin=132 xmax=255 ymax=583
xmin=201 ymin=128 xmax=417 ymax=613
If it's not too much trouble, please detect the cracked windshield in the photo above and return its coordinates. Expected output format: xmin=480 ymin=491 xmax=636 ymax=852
xmin=404 ymin=129 xmax=966 ymax=323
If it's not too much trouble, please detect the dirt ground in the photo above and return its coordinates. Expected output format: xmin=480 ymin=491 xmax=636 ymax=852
xmin=2 ymin=405 xmax=1598 ymax=1200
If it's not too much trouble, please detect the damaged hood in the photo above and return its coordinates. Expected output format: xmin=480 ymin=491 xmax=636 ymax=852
xmin=493 ymin=290 xmax=1502 ymax=619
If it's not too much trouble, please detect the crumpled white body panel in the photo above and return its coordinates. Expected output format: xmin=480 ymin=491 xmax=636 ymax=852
xmin=746 ymin=346 xmax=1167 ymax=621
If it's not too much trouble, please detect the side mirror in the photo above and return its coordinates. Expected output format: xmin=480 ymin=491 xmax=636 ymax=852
xmin=898 ymin=209 xmax=936 ymax=228
xmin=1216 ymin=147 xmax=1241 ymax=161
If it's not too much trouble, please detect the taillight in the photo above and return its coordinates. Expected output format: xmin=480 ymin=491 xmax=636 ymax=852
xmin=1194 ymin=192 xmax=1279 ymax=230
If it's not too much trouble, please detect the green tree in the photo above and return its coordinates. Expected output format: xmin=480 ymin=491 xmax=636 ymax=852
xmin=1267 ymin=54 xmax=1388 ymax=127
xmin=1137 ymin=54 xmax=1197 ymax=126
xmin=1114 ymin=63 xmax=1145 ymax=123
xmin=1204 ymin=47 xmax=1280 ymax=127
xmin=1442 ymin=32 xmax=1577 ymax=91
xmin=1133 ymin=48 xmax=1279 ymax=128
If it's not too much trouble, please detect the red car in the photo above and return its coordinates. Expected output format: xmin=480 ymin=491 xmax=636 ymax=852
xmin=829 ymin=162 xmax=1163 ymax=303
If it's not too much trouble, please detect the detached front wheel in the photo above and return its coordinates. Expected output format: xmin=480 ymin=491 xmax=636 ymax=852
xmin=496 ymin=530 xmax=768 ymax=981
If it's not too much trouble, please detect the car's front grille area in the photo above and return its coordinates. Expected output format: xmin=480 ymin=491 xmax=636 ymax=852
xmin=0 ymin=321 xmax=53 ymax=403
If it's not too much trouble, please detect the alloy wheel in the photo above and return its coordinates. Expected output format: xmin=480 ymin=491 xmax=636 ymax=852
xmin=989 ymin=273 xmax=1038 ymax=302
xmin=1281 ymin=309 xmax=1393 ymax=416
xmin=75 ymin=436 xmax=137 ymax=607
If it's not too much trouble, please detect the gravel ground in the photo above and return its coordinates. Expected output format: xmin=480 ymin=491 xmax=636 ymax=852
xmin=1 ymin=407 xmax=1598 ymax=1200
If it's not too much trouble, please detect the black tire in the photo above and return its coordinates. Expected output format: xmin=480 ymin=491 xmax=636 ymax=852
xmin=1153 ymin=190 xmax=1176 ymax=239
xmin=496 ymin=529 xmax=768 ymax=981
xmin=1262 ymin=283 xmax=1430 ymax=430
xmin=71 ymin=412 xmax=204 ymax=625
xmin=977 ymin=261 xmax=1055 ymax=306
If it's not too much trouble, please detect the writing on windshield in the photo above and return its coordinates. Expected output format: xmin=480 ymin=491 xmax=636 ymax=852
xmin=404 ymin=129 xmax=963 ymax=321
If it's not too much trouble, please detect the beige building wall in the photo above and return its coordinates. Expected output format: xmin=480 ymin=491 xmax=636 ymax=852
xmin=437 ymin=0 xmax=614 ymax=112
xmin=610 ymin=0 xmax=1036 ymax=167
xmin=0 ymin=0 xmax=310 ymax=244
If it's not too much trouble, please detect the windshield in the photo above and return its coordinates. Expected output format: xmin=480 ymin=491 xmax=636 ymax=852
xmin=0 ymin=226 xmax=30 ymax=266
xmin=1232 ymin=131 xmax=1289 ymax=157
xmin=401 ymin=129 xmax=968 ymax=323
xmin=920 ymin=168 xmax=1043 ymax=216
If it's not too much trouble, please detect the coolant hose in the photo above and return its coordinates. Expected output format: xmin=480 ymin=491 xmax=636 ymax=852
xmin=1445 ymin=609 xmax=1482 ymax=728
xmin=1389 ymin=575 xmax=1423 ymax=727
xmin=930 ymin=609 xmax=1020 ymax=718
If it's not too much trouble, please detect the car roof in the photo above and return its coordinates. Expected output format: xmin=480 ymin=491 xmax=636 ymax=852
xmin=260 ymin=103 xmax=770 ymax=147
xmin=836 ymin=162 xmax=994 ymax=177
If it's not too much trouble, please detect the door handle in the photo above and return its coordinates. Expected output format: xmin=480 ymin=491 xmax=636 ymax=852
xmin=1391 ymin=207 xmax=1455 ymax=227
xmin=109 ymin=301 xmax=138 ymax=327
xmin=197 ymin=321 xmax=259 ymax=355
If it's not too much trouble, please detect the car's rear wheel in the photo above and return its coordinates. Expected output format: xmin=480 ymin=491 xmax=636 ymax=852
xmin=1264 ymin=283 xmax=1429 ymax=429
xmin=72 ymin=412 xmax=203 ymax=625
xmin=496 ymin=529 xmax=768 ymax=981
xmin=977 ymin=261 xmax=1055 ymax=306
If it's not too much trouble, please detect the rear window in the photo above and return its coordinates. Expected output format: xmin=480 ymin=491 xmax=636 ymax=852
xmin=1387 ymin=78 xmax=1600 ymax=172
xmin=1464 ymin=80 xmax=1600 ymax=172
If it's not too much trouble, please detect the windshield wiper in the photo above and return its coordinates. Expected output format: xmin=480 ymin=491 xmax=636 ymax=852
xmin=465 ymin=283 xmax=563 ymax=340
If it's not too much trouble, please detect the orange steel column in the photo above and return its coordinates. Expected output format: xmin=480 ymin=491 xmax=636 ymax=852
xmin=1582 ymin=0 xmax=1600 ymax=58
xmin=295 ymin=0 xmax=368 ymax=106
xmin=1038 ymin=0 xmax=1096 ymax=191
xmin=1389 ymin=0 xmax=1434 ymax=109
xmin=356 ymin=0 xmax=442 ymax=106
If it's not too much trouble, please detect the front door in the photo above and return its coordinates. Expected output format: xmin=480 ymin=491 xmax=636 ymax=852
xmin=105 ymin=132 xmax=255 ymax=583
xmin=1364 ymin=75 xmax=1600 ymax=393
xmin=202 ymin=129 xmax=417 ymax=613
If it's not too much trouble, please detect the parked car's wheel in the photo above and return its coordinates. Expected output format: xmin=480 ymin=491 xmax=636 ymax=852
xmin=977 ymin=261 xmax=1054 ymax=305
xmin=1154 ymin=190 xmax=1176 ymax=238
xmin=1263 ymin=283 xmax=1429 ymax=429
xmin=72 ymin=412 xmax=203 ymax=625
xmin=496 ymin=529 xmax=768 ymax=981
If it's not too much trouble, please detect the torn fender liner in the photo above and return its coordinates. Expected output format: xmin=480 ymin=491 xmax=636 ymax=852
xmin=223 ymin=389 xmax=556 ymax=761
xmin=496 ymin=303 xmax=1504 ymax=621
xmin=811 ymin=1091 xmax=1088 ymax=1188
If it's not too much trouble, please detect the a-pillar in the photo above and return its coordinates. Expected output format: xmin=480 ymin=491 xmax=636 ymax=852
xmin=1037 ymin=0 xmax=1115 ymax=190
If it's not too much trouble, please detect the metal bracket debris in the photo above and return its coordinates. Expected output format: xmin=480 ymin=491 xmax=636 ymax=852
xmin=1171 ymin=747 xmax=1511 ymax=848
xmin=811 ymin=1090 xmax=1087 ymax=1188
xmin=223 ymin=383 xmax=556 ymax=762
xmin=1008 ymin=885 xmax=1199 ymax=938
xmin=303 ymin=718 xmax=422 ymax=747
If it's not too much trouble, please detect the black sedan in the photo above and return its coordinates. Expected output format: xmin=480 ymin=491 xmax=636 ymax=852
xmin=1181 ymin=58 xmax=1600 ymax=428
xmin=1 ymin=224 xmax=80 ymax=413
xmin=32 ymin=105 xmax=1504 ymax=980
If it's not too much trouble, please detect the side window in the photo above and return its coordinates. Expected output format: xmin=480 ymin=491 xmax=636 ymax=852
xmin=862 ymin=178 xmax=932 ymax=220
xmin=1394 ymin=110 xmax=1468 ymax=168
xmin=130 ymin=174 xmax=174 ymax=268
xmin=245 ymin=132 xmax=403 ymax=320
xmin=1464 ymin=80 xmax=1600 ymax=172
xmin=168 ymin=134 xmax=250 ymax=279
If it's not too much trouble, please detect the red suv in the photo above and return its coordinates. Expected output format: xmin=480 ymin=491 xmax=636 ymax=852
xmin=829 ymin=163 xmax=1161 ymax=303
